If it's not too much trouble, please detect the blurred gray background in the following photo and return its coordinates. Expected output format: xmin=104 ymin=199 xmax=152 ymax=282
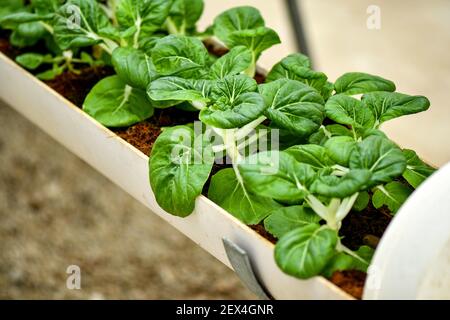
xmin=1 ymin=0 xmax=449 ymax=299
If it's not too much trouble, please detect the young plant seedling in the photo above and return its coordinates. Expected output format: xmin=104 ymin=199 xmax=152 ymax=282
xmin=213 ymin=6 xmax=280 ymax=77
xmin=15 ymin=50 xmax=102 ymax=80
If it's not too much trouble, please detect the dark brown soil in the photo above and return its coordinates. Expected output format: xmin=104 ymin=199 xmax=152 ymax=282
xmin=249 ymin=224 xmax=277 ymax=244
xmin=114 ymin=108 xmax=199 ymax=156
xmin=115 ymin=122 xmax=161 ymax=156
xmin=330 ymin=270 xmax=367 ymax=299
xmin=340 ymin=202 xmax=392 ymax=251
xmin=45 ymin=66 xmax=114 ymax=107
xmin=0 ymin=37 xmax=19 ymax=59
xmin=254 ymin=72 xmax=266 ymax=84
xmin=203 ymin=40 xmax=229 ymax=57
xmin=148 ymin=108 xmax=199 ymax=127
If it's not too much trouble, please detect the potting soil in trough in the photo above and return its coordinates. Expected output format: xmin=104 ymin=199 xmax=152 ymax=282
xmin=115 ymin=108 xmax=200 ymax=155
xmin=0 ymin=36 xmax=395 ymax=300
xmin=45 ymin=66 xmax=115 ymax=107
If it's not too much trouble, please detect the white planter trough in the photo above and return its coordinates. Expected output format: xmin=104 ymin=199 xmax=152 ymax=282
xmin=1 ymin=52 xmax=449 ymax=300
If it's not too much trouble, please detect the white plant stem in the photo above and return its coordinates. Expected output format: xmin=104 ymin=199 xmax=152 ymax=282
xmin=237 ymin=129 xmax=268 ymax=151
xmin=100 ymin=38 xmax=119 ymax=55
xmin=244 ymin=54 xmax=256 ymax=78
xmin=320 ymin=125 xmax=332 ymax=138
xmin=39 ymin=22 xmax=54 ymax=34
xmin=235 ymin=115 xmax=267 ymax=140
xmin=336 ymin=240 xmax=368 ymax=265
xmin=306 ymin=193 xmax=359 ymax=231
xmin=191 ymin=100 xmax=207 ymax=110
xmin=332 ymin=164 xmax=350 ymax=176
xmin=335 ymin=193 xmax=359 ymax=222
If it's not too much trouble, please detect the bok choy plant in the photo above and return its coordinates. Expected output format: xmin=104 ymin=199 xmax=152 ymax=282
xmin=213 ymin=6 xmax=280 ymax=77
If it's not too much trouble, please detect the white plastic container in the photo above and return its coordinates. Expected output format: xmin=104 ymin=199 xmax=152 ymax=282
xmin=364 ymin=163 xmax=450 ymax=299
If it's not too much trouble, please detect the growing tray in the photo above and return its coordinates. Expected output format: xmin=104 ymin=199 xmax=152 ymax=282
xmin=0 ymin=52 xmax=352 ymax=299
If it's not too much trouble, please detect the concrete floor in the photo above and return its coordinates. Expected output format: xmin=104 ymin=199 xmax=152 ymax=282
xmin=0 ymin=0 xmax=448 ymax=299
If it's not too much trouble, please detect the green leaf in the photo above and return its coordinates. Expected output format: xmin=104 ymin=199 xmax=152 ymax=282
xmin=310 ymin=169 xmax=372 ymax=198
xmin=15 ymin=52 xmax=45 ymax=70
xmin=210 ymin=46 xmax=252 ymax=79
xmin=268 ymin=123 xmax=309 ymax=150
xmin=31 ymin=0 xmax=61 ymax=15
xmin=325 ymin=94 xmax=375 ymax=129
xmin=275 ymin=224 xmax=338 ymax=279
xmin=138 ymin=34 xmax=164 ymax=52
xmin=116 ymin=0 xmax=172 ymax=46
xmin=402 ymin=149 xmax=435 ymax=188
xmin=0 ymin=0 xmax=24 ymax=22
xmin=10 ymin=21 xmax=47 ymax=47
xmin=349 ymin=136 xmax=406 ymax=185
xmin=149 ymin=125 xmax=214 ymax=216
xmin=36 ymin=64 xmax=64 ymax=80
xmin=208 ymin=168 xmax=282 ymax=225
xmin=213 ymin=6 xmax=279 ymax=64
xmin=238 ymin=151 xmax=316 ymax=202
xmin=80 ymin=51 xmax=94 ymax=64
xmin=287 ymin=67 xmax=328 ymax=96
xmin=226 ymin=26 xmax=280 ymax=59
xmin=147 ymin=76 xmax=212 ymax=108
xmin=111 ymin=47 xmax=156 ymax=90
xmin=53 ymin=0 xmax=116 ymax=50
xmin=320 ymin=81 xmax=334 ymax=100
xmin=353 ymin=191 xmax=369 ymax=211
xmin=308 ymin=124 xmax=352 ymax=145
xmin=266 ymin=53 xmax=331 ymax=99
xmin=324 ymin=136 xmax=357 ymax=167
xmin=264 ymin=205 xmax=321 ymax=238
xmin=213 ymin=6 xmax=265 ymax=45
xmin=43 ymin=32 xmax=62 ymax=55
xmin=166 ymin=0 xmax=204 ymax=35
xmin=362 ymin=91 xmax=430 ymax=126
xmin=0 ymin=0 xmax=59 ymax=26
xmin=372 ymin=181 xmax=413 ymax=214
xmin=83 ymin=75 xmax=154 ymax=127
xmin=199 ymin=75 xmax=265 ymax=128
xmin=259 ymin=79 xmax=325 ymax=137
xmin=151 ymin=34 xmax=208 ymax=76
xmin=322 ymin=246 xmax=374 ymax=277
xmin=0 ymin=11 xmax=52 ymax=29
xmin=334 ymin=72 xmax=395 ymax=95
xmin=267 ymin=53 xmax=311 ymax=80
xmin=285 ymin=144 xmax=333 ymax=170
xmin=357 ymin=127 xmax=388 ymax=140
